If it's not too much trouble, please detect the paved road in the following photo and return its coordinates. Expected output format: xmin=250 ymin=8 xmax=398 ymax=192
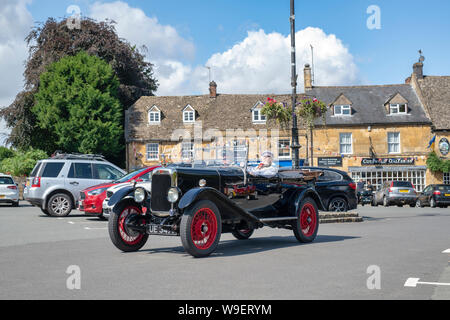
xmin=0 ymin=202 xmax=449 ymax=300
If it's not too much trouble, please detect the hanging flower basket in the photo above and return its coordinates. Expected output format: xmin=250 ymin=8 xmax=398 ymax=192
xmin=296 ymin=97 xmax=327 ymax=128
xmin=261 ymin=97 xmax=292 ymax=126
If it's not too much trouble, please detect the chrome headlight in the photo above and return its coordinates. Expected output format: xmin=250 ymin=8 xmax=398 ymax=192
xmin=167 ymin=187 xmax=179 ymax=203
xmin=134 ymin=187 xmax=146 ymax=203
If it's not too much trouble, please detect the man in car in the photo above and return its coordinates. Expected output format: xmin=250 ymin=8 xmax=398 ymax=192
xmin=248 ymin=151 xmax=278 ymax=178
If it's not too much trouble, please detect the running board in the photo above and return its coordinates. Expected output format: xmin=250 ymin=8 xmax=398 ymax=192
xmin=259 ymin=217 xmax=297 ymax=222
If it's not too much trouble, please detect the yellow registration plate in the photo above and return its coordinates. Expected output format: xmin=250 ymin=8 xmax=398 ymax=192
xmin=399 ymin=190 xmax=409 ymax=193
xmin=445 ymin=194 xmax=450 ymax=197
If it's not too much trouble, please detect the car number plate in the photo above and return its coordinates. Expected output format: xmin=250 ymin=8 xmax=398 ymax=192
xmin=0 ymin=195 xmax=4 ymax=199
xmin=399 ymin=190 xmax=409 ymax=193
xmin=445 ymin=194 xmax=450 ymax=197
xmin=147 ymin=224 xmax=178 ymax=236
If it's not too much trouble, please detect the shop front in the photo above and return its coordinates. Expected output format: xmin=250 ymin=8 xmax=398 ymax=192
xmin=348 ymin=157 xmax=427 ymax=192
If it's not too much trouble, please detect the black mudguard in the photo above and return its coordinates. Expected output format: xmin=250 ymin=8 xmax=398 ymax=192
xmin=108 ymin=185 xmax=135 ymax=208
xmin=178 ymin=187 xmax=260 ymax=224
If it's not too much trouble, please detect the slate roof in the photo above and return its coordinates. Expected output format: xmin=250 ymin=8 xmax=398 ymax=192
xmin=415 ymin=76 xmax=450 ymax=130
xmin=307 ymin=84 xmax=431 ymax=126
xmin=126 ymin=84 xmax=432 ymax=142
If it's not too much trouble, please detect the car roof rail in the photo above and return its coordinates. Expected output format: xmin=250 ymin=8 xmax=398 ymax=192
xmin=50 ymin=152 xmax=106 ymax=161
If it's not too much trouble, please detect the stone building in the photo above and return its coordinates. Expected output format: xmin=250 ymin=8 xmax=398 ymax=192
xmin=125 ymin=60 xmax=449 ymax=191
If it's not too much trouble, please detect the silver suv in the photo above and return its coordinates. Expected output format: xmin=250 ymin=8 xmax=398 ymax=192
xmin=23 ymin=154 xmax=125 ymax=217
xmin=373 ymin=180 xmax=418 ymax=207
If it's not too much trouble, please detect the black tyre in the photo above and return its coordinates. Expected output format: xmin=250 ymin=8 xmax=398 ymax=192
xmin=108 ymin=203 xmax=148 ymax=252
xmin=371 ymin=199 xmax=378 ymax=207
xmin=180 ymin=200 xmax=221 ymax=258
xmin=293 ymin=197 xmax=319 ymax=243
xmin=41 ymin=208 xmax=50 ymax=216
xmin=47 ymin=193 xmax=73 ymax=217
xmin=415 ymin=200 xmax=423 ymax=208
xmin=383 ymin=196 xmax=389 ymax=207
xmin=12 ymin=201 xmax=19 ymax=207
xmin=328 ymin=197 xmax=348 ymax=212
xmin=232 ymin=227 xmax=254 ymax=240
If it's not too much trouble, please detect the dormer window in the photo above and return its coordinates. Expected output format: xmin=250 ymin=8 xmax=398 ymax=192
xmin=183 ymin=105 xmax=195 ymax=123
xmin=251 ymin=102 xmax=266 ymax=124
xmin=334 ymin=105 xmax=351 ymax=116
xmin=389 ymin=104 xmax=407 ymax=115
xmin=148 ymin=106 xmax=161 ymax=124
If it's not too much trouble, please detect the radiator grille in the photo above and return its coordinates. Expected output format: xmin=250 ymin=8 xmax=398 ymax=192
xmin=151 ymin=174 xmax=172 ymax=212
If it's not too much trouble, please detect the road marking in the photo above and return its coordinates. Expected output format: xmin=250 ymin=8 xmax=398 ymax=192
xmin=404 ymin=277 xmax=450 ymax=288
xmin=442 ymin=249 xmax=450 ymax=254
xmin=84 ymin=227 xmax=107 ymax=230
xmin=68 ymin=221 xmax=75 ymax=224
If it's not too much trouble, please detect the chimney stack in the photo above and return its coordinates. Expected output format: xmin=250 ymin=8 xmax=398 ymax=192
xmin=209 ymin=81 xmax=217 ymax=98
xmin=304 ymin=64 xmax=312 ymax=91
xmin=413 ymin=62 xmax=424 ymax=80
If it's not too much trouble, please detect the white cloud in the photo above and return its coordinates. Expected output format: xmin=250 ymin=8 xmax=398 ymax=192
xmin=89 ymin=2 xmax=359 ymax=96
xmin=0 ymin=0 xmax=33 ymax=144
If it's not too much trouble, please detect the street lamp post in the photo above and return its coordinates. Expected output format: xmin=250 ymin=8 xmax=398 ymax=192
xmin=290 ymin=0 xmax=301 ymax=169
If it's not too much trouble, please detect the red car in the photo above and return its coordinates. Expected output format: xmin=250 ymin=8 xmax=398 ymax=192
xmin=79 ymin=166 xmax=159 ymax=218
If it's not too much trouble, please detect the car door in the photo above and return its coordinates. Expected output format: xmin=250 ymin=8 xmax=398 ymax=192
xmin=65 ymin=162 xmax=97 ymax=201
xmin=422 ymin=186 xmax=433 ymax=205
xmin=92 ymin=163 xmax=124 ymax=184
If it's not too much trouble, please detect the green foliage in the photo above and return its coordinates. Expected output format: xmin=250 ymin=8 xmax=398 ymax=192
xmin=0 ymin=147 xmax=14 ymax=161
xmin=261 ymin=97 xmax=292 ymax=126
xmin=0 ymin=148 xmax=47 ymax=176
xmin=33 ymin=51 xmax=123 ymax=160
xmin=427 ymin=152 xmax=450 ymax=173
xmin=297 ymin=97 xmax=328 ymax=128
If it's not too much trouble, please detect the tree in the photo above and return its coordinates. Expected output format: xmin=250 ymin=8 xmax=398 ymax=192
xmin=0 ymin=148 xmax=47 ymax=177
xmin=33 ymin=51 xmax=123 ymax=159
xmin=1 ymin=17 xmax=158 ymax=163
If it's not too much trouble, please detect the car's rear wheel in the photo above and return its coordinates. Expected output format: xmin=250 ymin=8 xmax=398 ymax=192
xmin=293 ymin=197 xmax=319 ymax=243
xmin=415 ymin=199 xmax=423 ymax=208
xmin=232 ymin=227 xmax=254 ymax=240
xmin=41 ymin=208 xmax=50 ymax=216
xmin=180 ymin=200 xmax=221 ymax=258
xmin=108 ymin=204 xmax=148 ymax=252
xmin=48 ymin=193 xmax=72 ymax=217
xmin=383 ymin=196 xmax=389 ymax=207
xmin=328 ymin=197 xmax=348 ymax=212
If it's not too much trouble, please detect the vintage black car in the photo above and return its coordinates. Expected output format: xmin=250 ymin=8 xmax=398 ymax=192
xmin=107 ymin=165 xmax=324 ymax=258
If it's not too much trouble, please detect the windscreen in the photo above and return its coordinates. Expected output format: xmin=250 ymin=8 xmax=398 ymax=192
xmin=0 ymin=177 xmax=14 ymax=184
xmin=393 ymin=181 xmax=413 ymax=188
xmin=116 ymin=167 xmax=148 ymax=183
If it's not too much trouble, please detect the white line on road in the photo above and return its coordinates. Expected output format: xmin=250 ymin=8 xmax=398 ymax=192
xmin=84 ymin=227 xmax=107 ymax=230
xmin=442 ymin=249 xmax=450 ymax=254
xmin=68 ymin=221 xmax=75 ymax=224
xmin=404 ymin=277 xmax=450 ymax=288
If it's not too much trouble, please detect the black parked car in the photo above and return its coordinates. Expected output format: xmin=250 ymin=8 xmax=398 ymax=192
xmin=301 ymin=167 xmax=357 ymax=212
xmin=107 ymin=164 xmax=324 ymax=258
xmin=416 ymin=184 xmax=450 ymax=208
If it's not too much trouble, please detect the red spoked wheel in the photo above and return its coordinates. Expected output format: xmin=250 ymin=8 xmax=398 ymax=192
xmin=293 ymin=197 xmax=319 ymax=243
xmin=108 ymin=203 xmax=149 ymax=252
xmin=181 ymin=200 xmax=222 ymax=258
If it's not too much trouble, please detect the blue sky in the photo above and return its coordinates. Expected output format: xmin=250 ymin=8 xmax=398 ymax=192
xmin=25 ymin=0 xmax=450 ymax=87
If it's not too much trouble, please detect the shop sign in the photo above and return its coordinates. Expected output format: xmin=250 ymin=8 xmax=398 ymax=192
xmin=361 ymin=158 xmax=415 ymax=165
xmin=318 ymin=157 xmax=343 ymax=167
xmin=439 ymin=138 xmax=449 ymax=156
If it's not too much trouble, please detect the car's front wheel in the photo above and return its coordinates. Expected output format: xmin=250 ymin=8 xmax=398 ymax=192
xmin=430 ymin=197 xmax=437 ymax=208
xmin=180 ymin=200 xmax=222 ymax=258
xmin=328 ymin=197 xmax=348 ymax=212
xmin=383 ymin=196 xmax=389 ymax=207
xmin=108 ymin=203 xmax=148 ymax=252
xmin=47 ymin=193 xmax=72 ymax=217
xmin=293 ymin=197 xmax=319 ymax=243
xmin=416 ymin=199 xmax=423 ymax=208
